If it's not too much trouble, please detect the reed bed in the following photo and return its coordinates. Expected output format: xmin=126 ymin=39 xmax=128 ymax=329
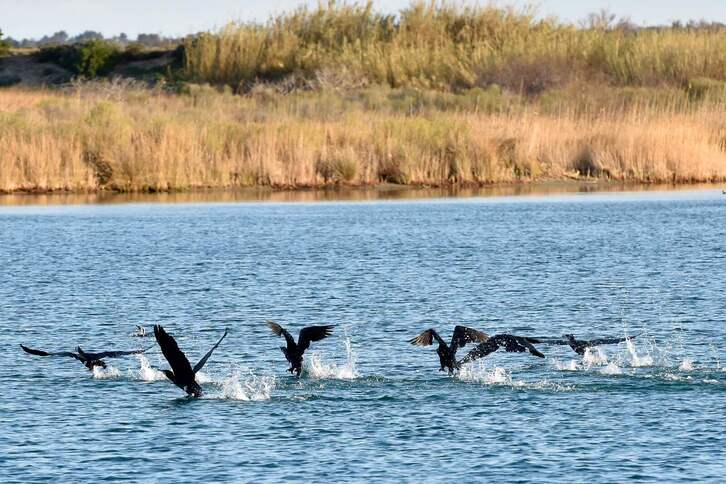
xmin=184 ymin=1 xmax=726 ymax=92
xmin=1 ymin=84 xmax=725 ymax=192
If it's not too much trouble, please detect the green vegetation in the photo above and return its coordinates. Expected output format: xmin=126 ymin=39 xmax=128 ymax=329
xmin=0 ymin=29 xmax=10 ymax=56
xmin=36 ymin=40 xmax=122 ymax=77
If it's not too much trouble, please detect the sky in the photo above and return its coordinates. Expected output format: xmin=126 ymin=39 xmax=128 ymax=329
xmin=2 ymin=0 xmax=726 ymax=39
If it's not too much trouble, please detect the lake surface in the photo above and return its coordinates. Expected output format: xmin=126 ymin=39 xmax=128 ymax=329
xmin=1 ymin=188 xmax=724 ymax=482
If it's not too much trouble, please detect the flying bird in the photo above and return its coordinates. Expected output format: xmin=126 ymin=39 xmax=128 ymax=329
xmin=266 ymin=321 xmax=334 ymax=375
xmin=537 ymin=333 xmax=637 ymax=356
xmin=458 ymin=334 xmax=546 ymax=366
xmin=409 ymin=325 xmax=489 ymax=374
xmin=153 ymin=325 xmax=228 ymax=397
xmin=20 ymin=344 xmax=148 ymax=371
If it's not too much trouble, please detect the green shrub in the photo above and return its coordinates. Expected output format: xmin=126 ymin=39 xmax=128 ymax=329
xmin=37 ymin=40 xmax=121 ymax=77
xmin=0 ymin=29 xmax=10 ymax=57
xmin=75 ymin=40 xmax=120 ymax=77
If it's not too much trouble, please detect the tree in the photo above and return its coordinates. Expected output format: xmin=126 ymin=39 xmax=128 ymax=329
xmin=0 ymin=29 xmax=10 ymax=56
xmin=38 ymin=30 xmax=69 ymax=46
xmin=72 ymin=30 xmax=104 ymax=43
xmin=137 ymin=33 xmax=163 ymax=47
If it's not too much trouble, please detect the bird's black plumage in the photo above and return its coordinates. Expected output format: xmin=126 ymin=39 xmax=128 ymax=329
xmin=535 ymin=333 xmax=637 ymax=355
xmin=153 ymin=325 xmax=228 ymax=397
xmin=409 ymin=325 xmax=489 ymax=374
xmin=458 ymin=334 xmax=546 ymax=366
xmin=266 ymin=321 xmax=334 ymax=375
xmin=20 ymin=344 xmax=147 ymax=371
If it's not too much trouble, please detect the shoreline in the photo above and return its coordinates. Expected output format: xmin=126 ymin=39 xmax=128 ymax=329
xmin=1 ymin=180 xmax=722 ymax=206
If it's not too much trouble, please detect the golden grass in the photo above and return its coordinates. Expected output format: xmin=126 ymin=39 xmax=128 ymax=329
xmin=184 ymin=1 xmax=726 ymax=92
xmin=1 ymin=84 xmax=725 ymax=193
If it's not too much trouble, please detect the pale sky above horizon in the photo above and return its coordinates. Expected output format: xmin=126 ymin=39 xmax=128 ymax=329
xmin=2 ymin=0 xmax=726 ymax=39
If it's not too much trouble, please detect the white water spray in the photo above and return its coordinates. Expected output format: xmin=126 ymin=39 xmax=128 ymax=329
xmin=92 ymin=365 xmax=121 ymax=379
xmin=217 ymin=371 xmax=276 ymax=401
xmin=305 ymin=334 xmax=359 ymax=380
xmin=626 ymin=338 xmax=654 ymax=367
xmin=133 ymin=355 xmax=167 ymax=381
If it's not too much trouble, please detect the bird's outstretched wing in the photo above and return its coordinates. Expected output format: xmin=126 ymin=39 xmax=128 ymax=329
xmin=409 ymin=329 xmax=447 ymax=347
xmin=451 ymin=326 xmax=488 ymax=353
xmin=587 ymin=335 xmax=636 ymax=346
xmin=20 ymin=345 xmax=82 ymax=361
xmin=193 ymin=329 xmax=228 ymax=374
xmin=458 ymin=339 xmax=500 ymax=364
xmin=266 ymin=321 xmax=296 ymax=348
xmin=77 ymin=347 xmax=151 ymax=359
xmin=153 ymin=325 xmax=195 ymax=383
xmin=298 ymin=325 xmax=334 ymax=353
xmin=527 ymin=337 xmax=569 ymax=345
xmin=515 ymin=336 xmax=545 ymax=358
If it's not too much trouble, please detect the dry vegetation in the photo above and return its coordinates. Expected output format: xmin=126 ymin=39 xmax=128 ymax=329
xmin=2 ymin=2 xmax=726 ymax=192
xmin=1 ymin=82 xmax=725 ymax=192
xmin=184 ymin=1 xmax=726 ymax=93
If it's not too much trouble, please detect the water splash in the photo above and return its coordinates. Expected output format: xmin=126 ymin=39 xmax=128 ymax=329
xmin=195 ymin=371 xmax=213 ymax=384
xmin=625 ymin=338 xmax=654 ymax=367
xmin=583 ymin=347 xmax=609 ymax=367
xmin=458 ymin=362 xmax=573 ymax=391
xmin=552 ymin=359 xmax=580 ymax=371
xmin=599 ymin=362 xmax=623 ymax=375
xmin=92 ymin=365 xmax=121 ymax=379
xmin=133 ymin=355 xmax=167 ymax=381
xmin=305 ymin=334 xmax=359 ymax=380
xmin=215 ymin=371 xmax=276 ymax=401
xmin=678 ymin=358 xmax=694 ymax=371
xmin=458 ymin=363 xmax=514 ymax=385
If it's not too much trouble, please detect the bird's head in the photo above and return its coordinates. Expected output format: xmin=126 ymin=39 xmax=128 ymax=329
xmin=187 ymin=382 xmax=203 ymax=398
xmin=563 ymin=334 xmax=576 ymax=342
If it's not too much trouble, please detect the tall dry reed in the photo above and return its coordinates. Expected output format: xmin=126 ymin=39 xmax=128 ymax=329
xmin=183 ymin=1 xmax=726 ymax=92
xmin=1 ymin=84 xmax=725 ymax=192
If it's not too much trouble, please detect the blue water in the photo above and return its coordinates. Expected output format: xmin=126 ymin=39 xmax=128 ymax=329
xmin=1 ymin=189 xmax=724 ymax=482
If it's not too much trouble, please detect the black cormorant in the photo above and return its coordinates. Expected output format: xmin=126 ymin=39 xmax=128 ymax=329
xmin=539 ymin=333 xmax=636 ymax=355
xmin=266 ymin=321 xmax=334 ymax=375
xmin=458 ymin=334 xmax=546 ymax=365
xmin=20 ymin=344 xmax=148 ymax=371
xmin=153 ymin=325 xmax=228 ymax=397
xmin=409 ymin=325 xmax=489 ymax=374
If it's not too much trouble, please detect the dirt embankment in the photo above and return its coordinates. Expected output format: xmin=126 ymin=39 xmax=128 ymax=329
xmin=0 ymin=50 xmax=176 ymax=87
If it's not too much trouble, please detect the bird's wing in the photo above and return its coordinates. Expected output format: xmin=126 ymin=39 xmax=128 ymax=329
xmin=266 ymin=321 xmax=296 ymax=348
xmin=458 ymin=340 xmax=500 ymax=364
xmin=82 ymin=347 xmax=152 ymax=359
xmin=515 ymin=336 xmax=546 ymax=358
xmin=526 ymin=337 xmax=570 ymax=345
xmin=298 ymin=325 xmax=334 ymax=353
xmin=20 ymin=345 xmax=82 ymax=361
xmin=153 ymin=325 xmax=195 ymax=382
xmin=588 ymin=335 xmax=636 ymax=346
xmin=409 ymin=329 xmax=447 ymax=347
xmin=451 ymin=326 xmax=488 ymax=353
xmin=193 ymin=328 xmax=228 ymax=374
